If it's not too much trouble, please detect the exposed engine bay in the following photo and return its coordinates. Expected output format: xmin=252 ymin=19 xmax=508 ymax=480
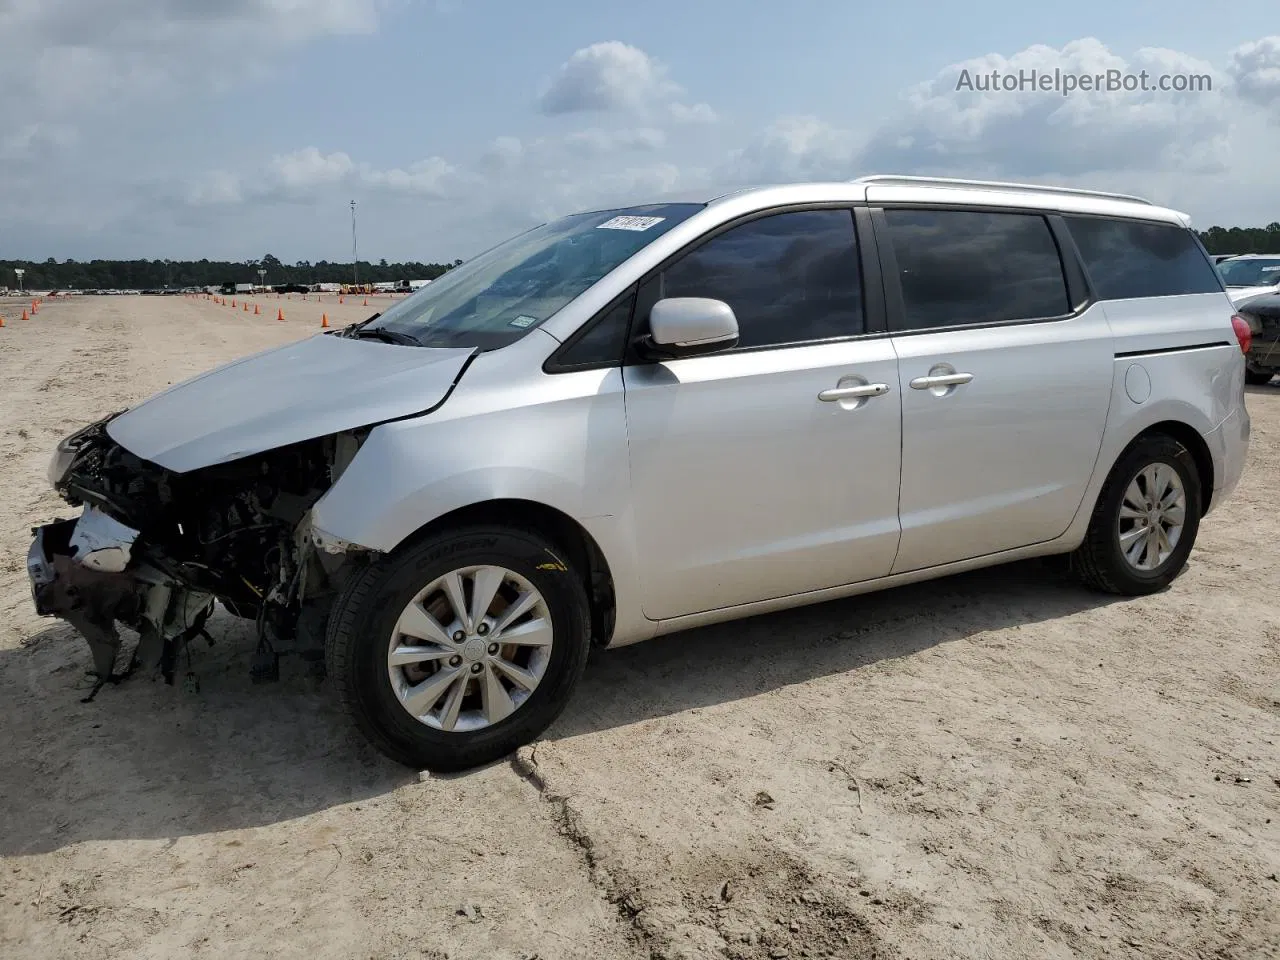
xmin=28 ymin=415 xmax=367 ymax=700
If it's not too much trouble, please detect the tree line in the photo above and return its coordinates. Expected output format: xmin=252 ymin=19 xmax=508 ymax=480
xmin=1198 ymin=223 xmax=1280 ymax=256
xmin=3 ymin=222 xmax=1280 ymax=291
xmin=0 ymin=253 xmax=462 ymax=291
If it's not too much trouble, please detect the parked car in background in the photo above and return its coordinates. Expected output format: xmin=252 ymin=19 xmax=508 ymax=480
xmin=1212 ymin=254 xmax=1240 ymax=265
xmin=1234 ymin=292 xmax=1280 ymax=384
xmin=28 ymin=175 xmax=1250 ymax=771
xmin=1217 ymin=254 xmax=1280 ymax=305
xmin=272 ymin=283 xmax=310 ymax=294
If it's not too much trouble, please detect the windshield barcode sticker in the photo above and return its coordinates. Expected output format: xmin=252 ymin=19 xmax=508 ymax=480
xmin=597 ymin=215 xmax=665 ymax=231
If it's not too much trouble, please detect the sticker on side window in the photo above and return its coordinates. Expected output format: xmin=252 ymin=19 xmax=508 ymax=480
xmin=596 ymin=215 xmax=665 ymax=231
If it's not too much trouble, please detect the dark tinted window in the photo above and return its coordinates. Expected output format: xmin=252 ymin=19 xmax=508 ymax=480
xmin=550 ymin=293 xmax=634 ymax=370
xmin=659 ymin=210 xmax=863 ymax=348
xmin=882 ymin=210 xmax=1070 ymax=330
xmin=1067 ymin=217 xmax=1223 ymax=300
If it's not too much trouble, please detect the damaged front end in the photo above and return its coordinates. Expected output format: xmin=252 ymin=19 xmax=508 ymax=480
xmin=29 ymin=415 xmax=368 ymax=699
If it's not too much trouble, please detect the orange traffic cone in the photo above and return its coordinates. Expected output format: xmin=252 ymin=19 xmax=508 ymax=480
xmin=362 ymin=298 xmax=368 ymax=306
xmin=243 ymin=302 xmax=248 ymax=311
xmin=321 ymin=313 xmax=329 ymax=328
xmin=254 ymin=304 xmax=260 ymax=315
xmin=277 ymin=308 xmax=285 ymax=322
xmin=0 ymin=314 xmax=6 ymax=327
xmin=338 ymin=296 xmax=344 ymax=304
xmin=21 ymin=309 xmax=29 ymax=320
xmin=31 ymin=300 xmax=39 ymax=314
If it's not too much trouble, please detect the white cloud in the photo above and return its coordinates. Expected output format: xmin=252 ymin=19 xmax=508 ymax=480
xmin=361 ymin=157 xmax=457 ymax=197
xmin=563 ymin=127 xmax=667 ymax=154
xmin=187 ymin=148 xmax=459 ymax=206
xmin=186 ymin=170 xmax=246 ymax=207
xmin=0 ymin=0 xmax=381 ymax=139
xmin=720 ymin=115 xmax=859 ymax=185
xmin=538 ymin=41 xmax=685 ymax=116
xmin=855 ymin=38 xmax=1230 ymax=178
xmin=271 ymin=148 xmax=357 ymax=190
xmin=669 ymin=101 xmax=718 ymax=124
xmin=1227 ymin=35 xmax=1280 ymax=111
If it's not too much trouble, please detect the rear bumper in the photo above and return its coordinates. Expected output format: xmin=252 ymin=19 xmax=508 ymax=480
xmin=1203 ymin=406 xmax=1249 ymax=513
xmin=1249 ymin=335 xmax=1280 ymax=370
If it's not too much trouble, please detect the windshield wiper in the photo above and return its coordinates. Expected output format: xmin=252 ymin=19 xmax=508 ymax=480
xmin=348 ymin=326 xmax=423 ymax=347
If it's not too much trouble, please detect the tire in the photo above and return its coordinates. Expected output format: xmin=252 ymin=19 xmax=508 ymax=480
xmin=325 ymin=526 xmax=591 ymax=771
xmin=1071 ymin=434 xmax=1202 ymax=596
xmin=1245 ymin=368 xmax=1274 ymax=386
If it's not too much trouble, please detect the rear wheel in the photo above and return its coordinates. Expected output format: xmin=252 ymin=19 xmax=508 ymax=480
xmin=326 ymin=526 xmax=591 ymax=770
xmin=1245 ymin=368 xmax=1274 ymax=386
xmin=1071 ymin=434 xmax=1202 ymax=595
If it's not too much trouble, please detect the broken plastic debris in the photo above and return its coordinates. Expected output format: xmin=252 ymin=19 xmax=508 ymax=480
xmin=69 ymin=506 xmax=139 ymax=573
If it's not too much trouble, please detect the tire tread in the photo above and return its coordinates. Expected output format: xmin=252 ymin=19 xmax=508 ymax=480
xmin=1071 ymin=433 xmax=1201 ymax=596
xmin=324 ymin=525 xmax=591 ymax=770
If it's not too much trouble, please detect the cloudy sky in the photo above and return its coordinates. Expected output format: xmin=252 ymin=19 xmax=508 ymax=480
xmin=2 ymin=0 xmax=1279 ymax=264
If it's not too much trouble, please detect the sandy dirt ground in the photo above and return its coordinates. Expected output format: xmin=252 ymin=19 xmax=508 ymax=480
xmin=0 ymin=294 xmax=1277 ymax=960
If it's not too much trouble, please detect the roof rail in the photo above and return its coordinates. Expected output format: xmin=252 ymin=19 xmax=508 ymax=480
xmin=853 ymin=175 xmax=1152 ymax=206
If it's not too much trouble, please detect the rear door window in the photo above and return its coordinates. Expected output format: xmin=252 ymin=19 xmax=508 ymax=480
xmin=880 ymin=209 xmax=1071 ymax=330
xmin=1066 ymin=217 xmax=1223 ymax=300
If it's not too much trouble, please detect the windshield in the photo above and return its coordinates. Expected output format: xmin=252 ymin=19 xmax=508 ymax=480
xmin=364 ymin=202 xmax=703 ymax=349
xmin=1217 ymin=257 xmax=1280 ymax=287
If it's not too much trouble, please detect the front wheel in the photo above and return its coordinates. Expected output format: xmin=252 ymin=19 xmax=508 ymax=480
xmin=325 ymin=526 xmax=591 ymax=770
xmin=1071 ymin=434 xmax=1202 ymax=596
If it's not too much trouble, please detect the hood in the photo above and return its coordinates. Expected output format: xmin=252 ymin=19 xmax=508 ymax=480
xmin=107 ymin=333 xmax=474 ymax=472
xmin=1228 ymin=285 xmax=1280 ymax=307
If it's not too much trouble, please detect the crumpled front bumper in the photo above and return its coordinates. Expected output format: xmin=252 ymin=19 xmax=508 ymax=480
xmin=27 ymin=512 xmax=215 ymax=690
xmin=26 ymin=520 xmax=65 ymax=616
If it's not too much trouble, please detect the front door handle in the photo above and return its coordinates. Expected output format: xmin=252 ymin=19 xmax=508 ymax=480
xmin=909 ymin=372 xmax=974 ymax=390
xmin=818 ymin=383 xmax=890 ymax=402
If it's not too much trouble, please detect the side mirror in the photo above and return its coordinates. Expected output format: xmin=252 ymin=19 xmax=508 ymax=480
xmin=641 ymin=297 xmax=739 ymax=359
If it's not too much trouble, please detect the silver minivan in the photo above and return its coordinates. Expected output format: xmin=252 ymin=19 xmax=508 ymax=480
xmin=29 ymin=175 xmax=1251 ymax=770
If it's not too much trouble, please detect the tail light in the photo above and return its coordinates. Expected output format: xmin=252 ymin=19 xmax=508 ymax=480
xmin=1231 ymin=314 xmax=1252 ymax=354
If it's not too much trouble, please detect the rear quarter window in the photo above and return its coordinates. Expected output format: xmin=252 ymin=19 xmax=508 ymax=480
xmin=1066 ymin=217 xmax=1223 ymax=300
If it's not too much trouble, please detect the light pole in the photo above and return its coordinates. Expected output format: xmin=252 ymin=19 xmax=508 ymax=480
xmin=351 ymin=200 xmax=358 ymax=289
xmin=14 ymin=268 xmax=24 ymax=295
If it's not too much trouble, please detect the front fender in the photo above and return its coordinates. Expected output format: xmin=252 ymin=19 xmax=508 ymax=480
xmin=310 ymin=366 xmax=655 ymax=646
xmin=311 ymin=362 xmax=629 ymax=551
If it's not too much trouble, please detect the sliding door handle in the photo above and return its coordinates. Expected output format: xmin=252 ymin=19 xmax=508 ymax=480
xmin=909 ymin=372 xmax=974 ymax=390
